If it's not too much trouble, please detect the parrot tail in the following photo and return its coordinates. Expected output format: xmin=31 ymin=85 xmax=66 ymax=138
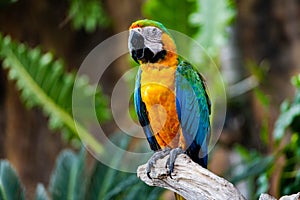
xmin=174 ymin=192 xmax=186 ymax=200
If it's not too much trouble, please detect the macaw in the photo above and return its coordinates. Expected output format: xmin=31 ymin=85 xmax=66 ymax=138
xmin=128 ymin=19 xmax=211 ymax=199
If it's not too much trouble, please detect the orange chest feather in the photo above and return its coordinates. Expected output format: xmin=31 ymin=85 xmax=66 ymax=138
xmin=140 ymin=64 xmax=182 ymax=148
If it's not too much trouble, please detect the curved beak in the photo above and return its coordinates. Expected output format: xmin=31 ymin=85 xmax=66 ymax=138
xmin=129 ymin=30 xmax=145 ymax=52
xmin=129 ymin=30 xmax=150 ymax=63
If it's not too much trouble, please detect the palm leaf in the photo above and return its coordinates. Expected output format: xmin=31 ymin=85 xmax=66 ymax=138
xmin=35 ymin=183 xmax=49 ymax=200
xmin=49 ymin=148 xmax=86 ymax=200
xmin=86 ymin=133 xmax=165 ymax=200
xmin=85 ymin=133 xmax=131 ymax=200
xmin=0 ymin=160 xmax=25 ymax=200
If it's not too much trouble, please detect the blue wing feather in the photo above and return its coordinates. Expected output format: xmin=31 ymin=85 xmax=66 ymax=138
xmin=134 ymin=68 xmax=160 ymax=151
xmin=176 ymin=61 xmax=211 ymax=168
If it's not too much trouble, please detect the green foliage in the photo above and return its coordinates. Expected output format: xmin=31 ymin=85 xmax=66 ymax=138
xmin=85 ymin=133 xmax=164 ymax=200
xmin=0 ymin=0 xmax=17 ymax=7
xmin=190 ymin=0 xmax=236 ymax=56
xmin=273 ymin=75 xmax=300 ymax=195
xmin=253 ymin=88 xmax=271 ymax=145
xmin=143 ymin=0 xmax=199 ymax=37
xmin=0 ymin=160 xmax=25 ymax=200
xmin=256 ymin=173 xmax=269 ymax=197
xmin=68 ymin=0 xmax=110 ymax=32
xmin=232 ymin=146 xmax=275 ymax=183
xmin=49 ymin=148 xmax=86 ymax=200
xmin=0 ymin=33 xmax=110 ymax=150
xmin=279 ymin=134 xmax=300 ymax=195
xmin=35 ymin=184 xmax=49 ymax=200
xmin=86 ymin=135 xmax=129 ymax=200
xmin=231 ymin=146 xmax=274 ymax=183
xmin=274 ymin=75 xmax=300 ymax=142
xmin=230 ymin=145 xmax=274 ymax=199
xmin=0 ymin=135 xmax=164 ymax=200
xmin=231 ymin=74 xmax=300 ymax=198
xmin=142 ymin=0 xmax=236 ymax=62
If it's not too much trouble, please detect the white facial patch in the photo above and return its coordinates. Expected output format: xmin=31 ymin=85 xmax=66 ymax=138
xmin=142 ymin=26 xmax=164 ymax=55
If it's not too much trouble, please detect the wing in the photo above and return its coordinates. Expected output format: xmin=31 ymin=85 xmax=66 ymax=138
xmin=134 ymin=68 xmax=160 ymax=151
xmin=175 ymin=61 xmax=211 ymax=168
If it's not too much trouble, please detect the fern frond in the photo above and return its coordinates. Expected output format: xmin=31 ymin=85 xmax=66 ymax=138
xmin=0 ymin=33 xmax=110 ymax=153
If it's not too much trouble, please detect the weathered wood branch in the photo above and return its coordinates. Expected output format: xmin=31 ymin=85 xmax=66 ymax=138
xmin=137 ymin=154 xmax=246 ymax=200
xmin=137 ymin=154 xmax=300 ymax=200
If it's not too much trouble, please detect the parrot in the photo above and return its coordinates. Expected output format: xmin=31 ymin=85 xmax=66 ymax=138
xmin=128 ymin=19 xmax=211 ymax=200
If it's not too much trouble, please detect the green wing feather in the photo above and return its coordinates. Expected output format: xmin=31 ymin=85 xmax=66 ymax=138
xmin=175 ymin=60 xmax=211 ymax=167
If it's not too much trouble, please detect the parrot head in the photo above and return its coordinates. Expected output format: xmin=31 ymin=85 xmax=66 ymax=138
xmin=128 ymin=19 xmax=177 ymax=64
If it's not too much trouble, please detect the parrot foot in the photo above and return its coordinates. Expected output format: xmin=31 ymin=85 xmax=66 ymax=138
xmin=146 ymin=147 xmax=171 ymax=179
xmin=166 ymin=147 xmax=184 ymax=178
xmin=146 ymin=147 xmax=184 ymax=179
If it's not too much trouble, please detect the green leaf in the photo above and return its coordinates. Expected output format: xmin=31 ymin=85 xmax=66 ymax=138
xmin=254 ymin=89 xmax=270 ymax=108
xmin=142 ymin=0 xmax=199 ymax=37
xmin=190 ymin=0 xmax=236 ymax=56
xmin=103 ymin=175 xmax=138 ymax=200
xmin=68 ymin=0 xmax=110 ymax=32
xmin=35 ymin=183 xmax=49 ymax=200
xmin=0 ymin=33 xmax=110 ymax=153
xmin=256 ymin=173 xmax=269 ymax=198
xmin=86 ymin=133 xmax=130 ymax=200
xmin=86 ymin=133 xmax=164 ymax=200
xmin=49 ymin=148 xmax=86 ymax=200
xmin=291 ymin=74 xmax=300 ymax=87
xmin=231 ymin=155 xmax=274 ymax=184
xmin=274 ymin=104 xmax=300 ymax=142
xmin=234 ymin=144 xmax=252 ymax=161
xmin=274 ymin=74 xmax=300 ymax=142
xmin=0 ymin=160 xmax=25 ymax=200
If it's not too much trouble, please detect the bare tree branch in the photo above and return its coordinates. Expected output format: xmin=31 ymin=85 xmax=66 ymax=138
xmin=137 ymin=154 xmax=300 ymax=200
xmin=137 ymin=154 xmax=246 ymax=200
xmin=259 ymin=193 xmax=300 ymax=200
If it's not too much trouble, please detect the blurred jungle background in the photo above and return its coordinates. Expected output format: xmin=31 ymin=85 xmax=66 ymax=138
xmin=0 ymin=0 xmax=300 ymax=199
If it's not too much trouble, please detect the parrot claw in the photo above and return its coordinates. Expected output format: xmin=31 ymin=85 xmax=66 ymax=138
xmin=146 ymin=147 xmax=184 ymax=179
xmin=166 ymin=147 xmax=184 ymax=178
xmin=146 ymin=147 xmax=171 ymax=179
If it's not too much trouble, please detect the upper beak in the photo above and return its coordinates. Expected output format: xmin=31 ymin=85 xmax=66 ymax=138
xmin=129 ymin=30 xmax=145 ymax=51
xmin=128 ymin=30 xmax=147 ymax=63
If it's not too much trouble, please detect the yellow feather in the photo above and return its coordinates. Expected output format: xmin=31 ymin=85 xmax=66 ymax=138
xmin=174 ymin=192 xmax=186 ymax=200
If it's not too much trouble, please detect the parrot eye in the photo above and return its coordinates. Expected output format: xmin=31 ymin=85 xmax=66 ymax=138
xmin=150 ymin=27 xmax=160 ymax=37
